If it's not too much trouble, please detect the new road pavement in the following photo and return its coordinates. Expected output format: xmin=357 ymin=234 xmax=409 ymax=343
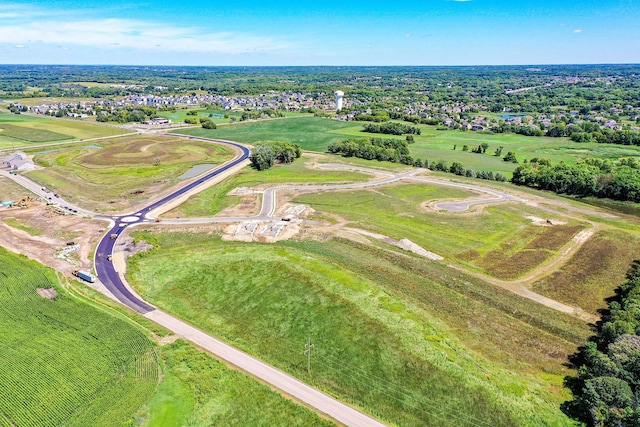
xmin=87 ymin=137 xmax=389 ymax=427
xmin=2 ymin=139 xmax=534 ymax=427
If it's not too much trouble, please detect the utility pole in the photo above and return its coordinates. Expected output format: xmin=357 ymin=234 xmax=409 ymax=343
xmin=304 ymin=337 xmax=314 ymax=375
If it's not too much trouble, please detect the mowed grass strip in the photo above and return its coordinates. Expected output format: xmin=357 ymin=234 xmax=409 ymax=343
xmin=129 ymin=231 xmax=589 ymax=426
xmin=532 ymin=229 xmax=640 ymax=314
xmin=0 ymin=247 xmax=158 ymax=427
xmin=26 ymin=134 xmax=235 ymax=212
xmin=144 ymin=340 xmax=334 ymax=427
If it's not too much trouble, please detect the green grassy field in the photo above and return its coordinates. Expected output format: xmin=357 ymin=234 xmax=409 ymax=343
xmin=144 ymin=340 xmax=334 ymax=427
xmin=178 ymin=116 xmax=640 ymax=177
xmin=294 ymin=182 xmax=585 ymax=279
xmin=0 ymin=112 xmax=129 ymax=149
xmin=164 ymin=155 xmax=371 ymax=218
xmin=0 ymin=247 xmax=158 ymax=427
xmin=157 ymin=108 xmax=241 ymax=124
xmin=25 ymin=134 xmax=235 ymax=212
xmin=128 ymin=231 xmax=589 ymax=426
xmin=177 ymin=116 xmax=356 ymax=152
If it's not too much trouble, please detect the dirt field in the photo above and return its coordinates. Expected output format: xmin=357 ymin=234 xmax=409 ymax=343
xmin=0 ymin=201 xmax=106 ymax=275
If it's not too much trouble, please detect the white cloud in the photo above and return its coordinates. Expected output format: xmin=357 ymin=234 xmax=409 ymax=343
xmin=0 ymin=18 xmax=293 ymax=55
xmin=573 ymin=29 xmax=583 ymax=33
xmin=14 ymin=44 xmax=24 ymax=48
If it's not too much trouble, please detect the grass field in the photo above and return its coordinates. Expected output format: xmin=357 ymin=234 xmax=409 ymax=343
xmin=0 ymin=112 xmax=129 ymax=149
xmin=0 ymin=247 xmax=158 ymax=427
xmin=177 ymin=116 xmax=356 ymax=152
xmin=531 ymin=229 xmax=640 ymax=314
xmin=0 ymin=176 xmax=32 ymax=201
xmin=176 ymin=116 xmax=640 ymax=177
xmin=293 ymin=182 xmax=584 ymax=279
xmin=25 ymin=134 xmax=235 ymax=212
xmin=157 ymin=108 xmax=241 ymax=124
xmin=164 ymin=155 xmax=371 ymax=218
xmin=144 ymin=340 xmax=334 ymax=427
xmin=128 ymin=231 xmax=590 ymax=426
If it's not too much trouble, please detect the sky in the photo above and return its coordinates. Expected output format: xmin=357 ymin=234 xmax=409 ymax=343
xmin=0 ymin=0 xmax=638 ymax=66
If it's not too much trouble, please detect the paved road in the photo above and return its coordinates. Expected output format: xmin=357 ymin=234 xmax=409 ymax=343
xmin=93 ymin=137 xmax=250 ymax=313
xmin=86 ymin=137 xmax=389 ymax=426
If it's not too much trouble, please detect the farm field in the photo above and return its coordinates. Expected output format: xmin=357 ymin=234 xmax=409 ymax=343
xmin=157 ymin=108 xmax=240 ymax=124
xmin=0 ymin=247 xmax=158 ymax=427
xmin=145 ymin=340 xmax=334 ymax=427
xmin=164 ymin=155 xmax=372 ymax=218
xmin=0 ymin=112 xmax=129 ymax=148
xmin=24 ymin=134 xmax=235 ymax=212
xmin=293 ymin=182 xmax=587 ymax=279
xmin=178 ymin=116 xmax=640 ymax=177
xmin=127 ymin=231 xmax=590 ymax=426
xmin=177 ymin=116 xmax=356 ymax=152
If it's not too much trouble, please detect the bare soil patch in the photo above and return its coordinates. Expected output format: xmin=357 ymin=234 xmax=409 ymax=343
xmin=0 ymin=201 xmax=105 ymax=275
xmin=37 ymin=287 xmax=57 ymax=299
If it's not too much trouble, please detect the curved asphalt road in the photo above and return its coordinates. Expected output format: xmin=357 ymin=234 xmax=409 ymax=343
xmin=93 ymin=137 xmax=250 ymax=313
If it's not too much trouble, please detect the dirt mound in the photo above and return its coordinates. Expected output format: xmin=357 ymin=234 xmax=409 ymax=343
xmin=397 ymin=238 xmax=444 ymax=260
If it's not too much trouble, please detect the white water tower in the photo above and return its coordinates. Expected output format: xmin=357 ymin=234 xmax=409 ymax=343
xmin=334 ymin=91 xmax=344 ymax=112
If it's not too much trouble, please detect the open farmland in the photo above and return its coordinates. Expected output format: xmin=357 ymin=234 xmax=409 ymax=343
xmin=0 ymin=247 xmax=158 ymax=427
xmin=0 ymin=112 xmax=129 ymax=149
xmin=128 ymin=230 xmax=590 ymax=427
xmin=177 ymin=116 xmax=640 ymax=177
xmin=178 ymin=116 xmax=356 ymax=152
xmin=24 ymin=134 xmax=235 ymax=212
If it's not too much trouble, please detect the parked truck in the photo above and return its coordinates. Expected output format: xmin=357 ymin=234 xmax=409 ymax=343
xmin=73 ymin=269 xmax=96 ymax=283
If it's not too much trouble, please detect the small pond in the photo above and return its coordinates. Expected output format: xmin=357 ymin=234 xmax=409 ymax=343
xmin=179 ymin=164 xmax=217 ymax=180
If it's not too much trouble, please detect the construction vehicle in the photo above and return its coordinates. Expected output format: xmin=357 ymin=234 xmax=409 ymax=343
xmin=72 ymin=269 xmax=96 ymax=283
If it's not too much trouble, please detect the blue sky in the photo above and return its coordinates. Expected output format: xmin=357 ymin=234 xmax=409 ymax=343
xmin=0 ymin=0 xmax=638 ymax=65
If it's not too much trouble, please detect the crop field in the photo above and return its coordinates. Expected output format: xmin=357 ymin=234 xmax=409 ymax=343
xmin=157 ymin=108 xmax=240 ymax=124
xmin=176 ymin=116 xmax=640 ymax=177
xmin=177 ymin=116 xmax=356 ymax=152
xmin=293 ymin=182 xmax=585 ymax=279
xmin=0 ymin=247 xmax=158 ymax=427
xmin=531 ymin=229 xmax=640 ymax=314
xmin=128 ymin=231 xmax=590 ymax=426
xmin=145 ymin=340 xmax=334 ymax=426
xmin=164 ymin=155 xmax=371 ymax=217
xmin=25 ymin=134 xmax=235 ymax=212
xmin=0 ymin=112 xmax=129 ymax=149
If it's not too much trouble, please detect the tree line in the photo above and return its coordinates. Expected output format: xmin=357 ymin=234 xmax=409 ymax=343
xmin=250 ymin=141 xmax=302 ymax=171
xmin=563 ymin=261 xmax=640 ymax=426
xmin=511 ymin=158 xmax=640 ymax=203
xmin=327 ymin=137 xmax=506 ymax=181
xmin=362 ymin=122 xmax=421 ymax=136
